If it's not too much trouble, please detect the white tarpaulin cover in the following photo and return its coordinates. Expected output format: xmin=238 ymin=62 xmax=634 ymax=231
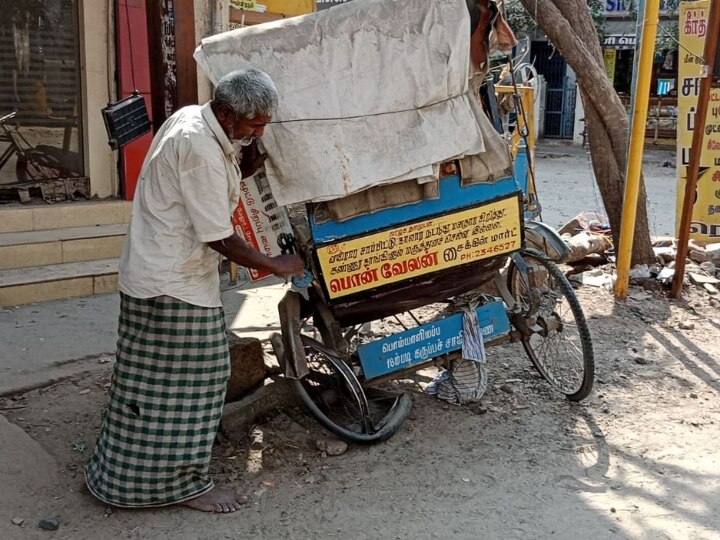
xmin=195 ymin=0 xmax=494 ymax=206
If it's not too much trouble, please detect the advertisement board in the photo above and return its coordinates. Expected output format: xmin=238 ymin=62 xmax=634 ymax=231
xmin=677 ymin=0 xmax=720 ymax=241
xmin=231 ymin=169 xmax=297 ymax=282
xmin=315 ymin=194 xmax=522 ymax=299
xmin=357 ymin=300 xmax=510 ymax=379
xmin=603 ymin=49 xmax=617 ymax=82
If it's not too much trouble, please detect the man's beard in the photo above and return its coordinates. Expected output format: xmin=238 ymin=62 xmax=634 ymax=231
xmin=228 ymin=127 xmax=255 ymax=147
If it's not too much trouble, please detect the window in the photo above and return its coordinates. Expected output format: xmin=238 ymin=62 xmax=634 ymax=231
xmin=0 ymin=0 xmax=84 ymax=187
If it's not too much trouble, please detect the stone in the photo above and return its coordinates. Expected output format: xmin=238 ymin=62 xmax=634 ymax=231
xmin=564 ymin=232 xmax=612 ymax=263
xmin=225 ymin=334 xmax=267 ymax=403
xmin=558 ymin=217 xmax=583 ymax=236
xmin=689 ymin=272 xmax=719 ymax=285
xmin=679 ymin=320 xmax=695 ymax=330
xmin=633 ymin=356 xmax=650 ymax=365
xmin=656 ymin=267 xmax=675 ymax=284
xmin=577 ymin=269 xmax=615 ymax=288
xmin=316 ymin=438 xmax=348 ymax=456
xmin=705 ymin=242 xmax=720 ymax=262
xmin=221 ymin=378 xmax=300 ymax=442
xmin=688 ymin=249 xmax=708 ymax=263
xmin=471 ymin=405 xmax=488 ymax=415
xmin=700 ymin=261 xmax=716 ymax=274
xmin=12 ymin=517 xmax=24 ymax=526
xmin=704 ymin=283 xmax=718 ymax=295
xmin=629 ymin=264 xmax=651 ymax=279
xmin=688 ymin=240 xmax=708 ymax=263
xmin=38 ymin=517 xmax=60 ymax=531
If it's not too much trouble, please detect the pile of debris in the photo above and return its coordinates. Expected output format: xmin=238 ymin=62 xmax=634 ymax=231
xmin=648 ymin=238 xmax=720 ymax=295
xmin=554 ymin=211 xmax=720 ymax=298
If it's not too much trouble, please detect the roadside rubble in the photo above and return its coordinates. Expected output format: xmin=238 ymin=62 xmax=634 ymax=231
xmin=557 ymin=212 xmax=720 ymax=299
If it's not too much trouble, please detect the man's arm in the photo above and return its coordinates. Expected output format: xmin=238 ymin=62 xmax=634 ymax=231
xmin=208 ymin=233 xmax=305 ymax=278
xmin=240 ymin=140 xmax=267 ymax=179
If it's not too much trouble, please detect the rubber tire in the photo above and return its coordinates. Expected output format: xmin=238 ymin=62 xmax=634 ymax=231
xmin=508 ymin=248 xmax=594 ymax=401
xmin=292 ymin=336 xmax=412 ymax=444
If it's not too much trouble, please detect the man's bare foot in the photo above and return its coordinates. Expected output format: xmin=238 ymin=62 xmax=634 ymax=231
xmin=182 ymin=485 xmax=249 ymax=513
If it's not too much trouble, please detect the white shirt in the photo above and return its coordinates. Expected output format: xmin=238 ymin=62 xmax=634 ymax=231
xmin=119 ymin=103 xmax=240 ymax=307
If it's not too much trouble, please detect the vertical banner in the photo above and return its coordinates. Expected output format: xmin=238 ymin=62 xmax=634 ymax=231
xmin=160 ymin=0 xmax=178 ymax=118
xmin=231 ymin=169 xmax=297 ymax=282
xmin=603 ymin=48 xmax=617 ymax=83
xmin=677 ymin=0 xmax=720 ymax=241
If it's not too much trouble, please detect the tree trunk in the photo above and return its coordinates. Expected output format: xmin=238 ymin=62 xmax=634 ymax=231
xmin=518 ymin=0 xmax=655 ymax=265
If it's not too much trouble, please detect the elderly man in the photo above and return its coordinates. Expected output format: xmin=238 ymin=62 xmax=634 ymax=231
xmin=85 ymin=69 xmax=303 ymax=513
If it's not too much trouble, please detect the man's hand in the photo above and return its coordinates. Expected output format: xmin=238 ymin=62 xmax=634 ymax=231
xmin=240 ymin=140 xmax=268 ymax=179
xmin=269 ymin=253 xmax=305 ymax=279
xmin=209 ymin=234 xmax=306 ymax=280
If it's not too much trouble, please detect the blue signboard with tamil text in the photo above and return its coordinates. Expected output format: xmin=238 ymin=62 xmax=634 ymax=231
xmin=357 ymin=300 xmax=510 ymax=379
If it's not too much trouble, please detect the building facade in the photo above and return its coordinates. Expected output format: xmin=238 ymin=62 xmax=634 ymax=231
xmin=0 ymin=0 xmax=224 ymax=205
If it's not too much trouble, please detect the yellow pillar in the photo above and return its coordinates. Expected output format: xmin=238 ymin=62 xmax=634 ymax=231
xmin=614 ymin=0 xmax=661 ymax=299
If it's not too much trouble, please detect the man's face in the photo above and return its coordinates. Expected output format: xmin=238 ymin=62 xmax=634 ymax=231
xmin=217 ymin=105 xmax=272 ymax=142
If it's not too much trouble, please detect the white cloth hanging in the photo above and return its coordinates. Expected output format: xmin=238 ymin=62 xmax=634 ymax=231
xmin=194 ymin=0 xmax=505 ymax=206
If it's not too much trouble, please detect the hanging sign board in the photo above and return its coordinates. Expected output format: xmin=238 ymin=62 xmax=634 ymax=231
xmin=677 ymin=0 xmax=720 ymax=241
xmin=603 ymin=49 xmax=617 ymax=83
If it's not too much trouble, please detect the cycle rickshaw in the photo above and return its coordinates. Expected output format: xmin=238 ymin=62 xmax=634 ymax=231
xmin=196 ymin=0 xmax=595 ymax=444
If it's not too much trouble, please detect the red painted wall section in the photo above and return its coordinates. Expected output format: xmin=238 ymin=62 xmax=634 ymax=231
xmin=116 ymin=0 xmax=153 ymax=200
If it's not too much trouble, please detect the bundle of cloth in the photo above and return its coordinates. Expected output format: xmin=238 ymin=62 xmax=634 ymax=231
xmin=194 ymin=0 xmax=516 ymax=218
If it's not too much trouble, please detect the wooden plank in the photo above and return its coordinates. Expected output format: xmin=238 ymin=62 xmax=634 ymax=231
xmin=145 ymin=0 xmax=167 ymax=130
xmin=174 ymin=0 xmax=199 ymax=107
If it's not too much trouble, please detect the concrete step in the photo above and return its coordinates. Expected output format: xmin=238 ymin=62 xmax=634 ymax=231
xmin=0 ymin=223 xmax=127 ymax=270
xmin=0 ymin=258 xmax=119 ymax=307
xmin=0 ymin=199 xmax=132 ymax=234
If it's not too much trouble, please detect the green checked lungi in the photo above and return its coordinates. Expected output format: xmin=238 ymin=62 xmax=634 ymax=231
xmin=85 ymin=293 xmax=230 ymax=507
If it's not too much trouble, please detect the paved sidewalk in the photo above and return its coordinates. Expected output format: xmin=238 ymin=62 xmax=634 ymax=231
xmin=534 ymin=140 xmax=677 ymax=236
xmin=0 ymin=277 xmax=289 ymax=396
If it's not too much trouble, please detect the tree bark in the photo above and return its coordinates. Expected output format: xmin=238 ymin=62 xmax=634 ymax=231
xmin=518 ymin=0 xmax=655 ymax=264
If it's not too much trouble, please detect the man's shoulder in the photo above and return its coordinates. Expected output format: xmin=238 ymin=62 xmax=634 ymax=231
xmin=169 ymin=109 xmax=219 ymax=150
xmin=168 ymin=106 xmax=208 ymax=134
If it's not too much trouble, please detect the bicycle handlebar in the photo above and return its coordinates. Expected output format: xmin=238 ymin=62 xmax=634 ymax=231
xmin=0 ymin=112 xmax=17 ymax=124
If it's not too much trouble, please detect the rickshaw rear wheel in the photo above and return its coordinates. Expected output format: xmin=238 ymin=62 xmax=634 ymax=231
xmin=507 ymin=248 xmax=594 ymax=401
xmin=292 ymin=333 xmax=412 ymax=444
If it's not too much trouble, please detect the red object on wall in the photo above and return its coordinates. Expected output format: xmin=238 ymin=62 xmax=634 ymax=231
xmin=116 ymin=0 xmax=153 ymax=200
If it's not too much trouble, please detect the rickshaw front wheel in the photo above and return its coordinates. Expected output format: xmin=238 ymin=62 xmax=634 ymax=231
xmin=292 ymin=334 xmax=412 ymax=444
xmin=507 ymin=248 xmax=594 ymax=401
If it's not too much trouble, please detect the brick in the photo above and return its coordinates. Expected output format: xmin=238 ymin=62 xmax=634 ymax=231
xmin=225 ymin=334 xmax=267 ymax=403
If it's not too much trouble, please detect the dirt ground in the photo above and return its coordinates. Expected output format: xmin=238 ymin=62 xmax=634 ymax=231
xmin=2 ymin=275 xmax=719 ymax=540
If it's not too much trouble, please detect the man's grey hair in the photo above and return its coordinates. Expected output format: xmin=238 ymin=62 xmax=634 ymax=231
xmin=214 ymin=68 xmax=278 ymax=118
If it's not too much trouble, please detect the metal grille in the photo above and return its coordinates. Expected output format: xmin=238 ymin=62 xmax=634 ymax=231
xmin=531 ymin=41 xmax=576 ymax=139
